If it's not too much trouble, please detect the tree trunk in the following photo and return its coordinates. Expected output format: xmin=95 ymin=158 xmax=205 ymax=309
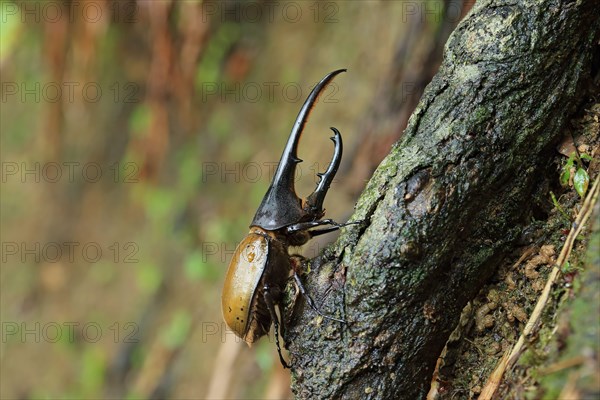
xmin=287 ymin=0 xmax=600 ymax=398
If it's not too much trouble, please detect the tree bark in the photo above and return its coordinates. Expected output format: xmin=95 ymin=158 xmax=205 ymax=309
xmin=287 ymin=0 xmax=600 ymax=398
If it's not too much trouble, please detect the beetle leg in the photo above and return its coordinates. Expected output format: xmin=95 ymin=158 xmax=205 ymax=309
xmin=308 ymin=220 xmax=363 ymax=238
xmin=286 ymin=219 xmax=361 ymax=236
xmin=307 ymin=226 xmax=342 ymax=237
xmin=292 ymin=272 xmax=346 ymax=324
xmin=305 ymin=127 xmax=343 ymax=216
xmin=263 ymin=284 xmax=290 ymax=369
xmin=286 ymin=218 xmax=340 ymax=234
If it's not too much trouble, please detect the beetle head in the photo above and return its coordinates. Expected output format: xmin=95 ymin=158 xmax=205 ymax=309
xmin=251 ymin=69 xmax=346 ymax=231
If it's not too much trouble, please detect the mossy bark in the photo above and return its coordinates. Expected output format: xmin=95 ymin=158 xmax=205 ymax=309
xmin=287 ymin=1 xmax=600 ymax=398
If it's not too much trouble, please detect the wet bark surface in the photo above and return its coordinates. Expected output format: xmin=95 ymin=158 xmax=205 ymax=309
xmin=286 ymin=0 xmax=600 ymax=398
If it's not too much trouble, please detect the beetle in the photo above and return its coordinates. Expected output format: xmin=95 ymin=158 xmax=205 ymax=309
xmin=221 ymin=69 xmax=351 ymax=368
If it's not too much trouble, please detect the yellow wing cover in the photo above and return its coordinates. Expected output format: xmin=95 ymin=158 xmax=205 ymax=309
xmin=221 ymin=233 xmax=268 ymax=341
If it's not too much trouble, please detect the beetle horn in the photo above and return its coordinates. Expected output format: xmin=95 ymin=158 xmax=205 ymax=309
xmin=305 ymin=126 xmax=342 ymax=216
xmin=251 ymin=69 xmax=346 ymax=230
xmin=270 ymin=69 xmax=346 ymax=192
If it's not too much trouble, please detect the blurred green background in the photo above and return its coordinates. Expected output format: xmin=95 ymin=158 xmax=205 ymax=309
xmin=0 ymin=1 xmax=470 ymax=398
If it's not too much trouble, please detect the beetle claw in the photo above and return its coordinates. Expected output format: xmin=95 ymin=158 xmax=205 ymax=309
xmin=293 ymin=272 xmax=346 ymax=324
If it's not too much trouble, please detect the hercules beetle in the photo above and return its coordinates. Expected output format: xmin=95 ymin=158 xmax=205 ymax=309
xmin=221 ymin=69 xmax=352 ymax=368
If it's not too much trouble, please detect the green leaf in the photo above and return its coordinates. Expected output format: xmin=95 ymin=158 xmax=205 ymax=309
xmin=559 ymin=167 xmax=571 ymax=187
xmin=560 ymin=156 xmax=575 ymax=187
xmin=573 ymin=168 xmax=589 ymax=198
xmin=581 ymin=153 xmax=593 ymax=162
